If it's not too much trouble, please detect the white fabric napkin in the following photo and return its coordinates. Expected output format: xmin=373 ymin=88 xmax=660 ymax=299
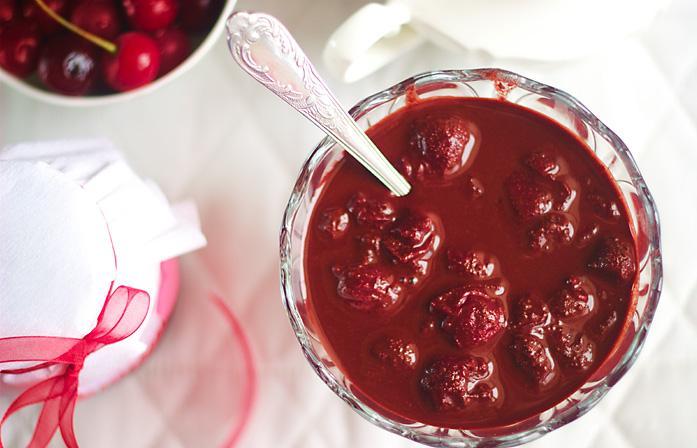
xmin=0 ymin=139 xmax=206 ymax=392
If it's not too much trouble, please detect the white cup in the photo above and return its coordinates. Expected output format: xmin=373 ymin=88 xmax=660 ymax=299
xmin=324 ymin=0 xmax=668 ymax=82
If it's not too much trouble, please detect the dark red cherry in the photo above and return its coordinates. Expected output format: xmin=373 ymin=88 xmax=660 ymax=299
xmin=420 ymin=356 xmax=492 ymax=410
xmin=122 ymin=0 xmax=177 ymax=31
xmin=510 ymin=334 xmax=556 ymax=386
xmin=347 ymin=193 xmax=396 ymax=229
xmin=410 ymin=114 xmax=472 ymax=176
xmin=371 ymin=336 xmax=418 ymax=370
xmin=70 ymin=0 xmax=121 ymax=40
xmin=152 ymin=27 xmax=190 ymax=75
xmin=38 ymin=34 xmax=98 ymax=95
xmin=333 ymin=264 xmax=401 ymax=311
xmin=21 ymin=0 xmax=67 ymax=34
xmin=506 ymin=171 xmax=553 ymax=220
xmin=588 ymin=236 xmax=636 ymax=282
xmin=0 ymin=0 xmax=17 ymax=23
xmin=179 ymin=0 xmax=222 ymax=31
xmin=102 ymin=32 xmax=160 ymax=92
xmin=0 ymin=21 xmax=40 ymax=77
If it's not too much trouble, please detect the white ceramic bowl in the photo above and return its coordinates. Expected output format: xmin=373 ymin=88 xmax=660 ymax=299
xmin=0 ymin=0 xmax=236 ymax=107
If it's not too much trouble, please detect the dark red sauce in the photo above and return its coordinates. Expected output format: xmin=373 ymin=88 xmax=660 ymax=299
xmin=304 ymin=96 xmax=637 ymax=429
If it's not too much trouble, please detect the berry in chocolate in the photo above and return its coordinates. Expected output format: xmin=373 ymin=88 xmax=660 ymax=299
xmin=505 ymin=171 xmax=553 ymax=220
xmin=420 ymin=356 xmax=493 ymax=410
xmin=430 ymin=286 xmax=506 ymax=348
xmin=383 ymin=212 xmax=436 ymax=265
xmin=510 ymin=333 xmax=556 ymax=387
xmin=410 ymin=115 xmax=474 ymax=177
xmin=334 ymin=264 xmax=401 ymax=311
xmin=550 ymin=276 xmax=595 ymax=320
xmin=509 ymin=294 xmax=550 ymax=330
xmin=588 ymin=236 xmax=636 ymax=281
xmin=525 ymin=151 xmax=560 ymax=179
xmin=447 ymin=249 xmax=497 ymax=279
xmin=528 ymin=212 xmax=575 ymax=252
xmin=549 ymin=326 xmax=595 ymax=370
xmin=371 ymin=336 xmax=418 ymax=369
xmin=347 ymin=192 xmax=396 ymax=229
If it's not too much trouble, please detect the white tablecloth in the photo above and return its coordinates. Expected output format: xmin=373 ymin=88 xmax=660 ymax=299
xmin=1 ymin=0 xmax=696 ymax=446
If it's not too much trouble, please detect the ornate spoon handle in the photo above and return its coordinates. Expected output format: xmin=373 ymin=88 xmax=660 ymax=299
xmin=226 ymin=11 xmax=411 ymax=197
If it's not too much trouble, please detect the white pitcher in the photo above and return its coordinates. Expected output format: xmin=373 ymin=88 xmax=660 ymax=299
xmin=324 ymin=0 xmax=668 ymax=82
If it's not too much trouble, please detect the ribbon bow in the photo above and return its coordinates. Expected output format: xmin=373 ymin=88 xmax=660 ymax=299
xmin=0 ymin=286 xmax=150 ymax=448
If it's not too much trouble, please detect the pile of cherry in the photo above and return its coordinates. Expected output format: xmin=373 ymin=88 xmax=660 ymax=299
xmin=0 ymin=0 xmax=224 ymax=95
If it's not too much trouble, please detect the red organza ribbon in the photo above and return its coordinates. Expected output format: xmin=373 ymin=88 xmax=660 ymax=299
xmin=0 ymin=286 xmax=150 ymax=448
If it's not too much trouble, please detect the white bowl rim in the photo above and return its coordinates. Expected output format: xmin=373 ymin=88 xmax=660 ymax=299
xmin=0 ymin=0 xmax=237 ymax=107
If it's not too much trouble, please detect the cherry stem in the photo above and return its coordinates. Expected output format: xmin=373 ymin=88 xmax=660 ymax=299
xmin=33 ymin=0 xmax=117 ymax=54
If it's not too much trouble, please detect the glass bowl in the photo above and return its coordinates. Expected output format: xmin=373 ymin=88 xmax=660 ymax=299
xmin=280 ymin=69 xmax=662 ymax=447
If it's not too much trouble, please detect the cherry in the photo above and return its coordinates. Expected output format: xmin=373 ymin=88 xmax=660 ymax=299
xmin=101 ymin=32 xmax=160 ymax=92
xmin=420 ymin=356 xmax=492 ymax=410
xmin=0 ymin=0 xmax=17 ymax=23
xmin=152 ymin=27 xmax=190 ymax=75
xmin=69 ymin=0 xmax=121 ymax=40
xmin=383 ymin=212 xmax=436 ymax=265
xmin=446 ymin=249 xmax=496 ymax=279
xmin=444 ymin=293 xmax=506 ymax=348
xmin=550 ymin=276 xmax=595 ymax=320
xmin=505 ymin=171 xmax=553 ymax=220
xmin=37 ymin=34 xmax=98 ymax=95
xmin=549 ymin=326 xmax=595 ymax=370
xmin=510 ymin=333 xmax=556 ymax=386
xmin=509 ymin=294 xmax=550 ymax=330
xmin=347 ymin=193 xmax=396 ymax=229
xmin=21 ymin=0 xmax=67 ymax=34
xmin=526 ymin=151 xmax=560 ymax=179
xmin=316 ymin=207 xmax=349 ymax=240
xmin=122 ymin=0 xmax=177 ymax=31
xmin=333 ymin=264 xmax=401 ymax=311
xmin=588 ymin=236 xmax=636 ymax=282
xmin=371 ymin=336 xmax=418 ymax=370
xmin=430 ymin=286 xmax=506 ymax=348
xmin=179 ymin=0 xmax=221 ymax=32
xmin=528 ymin=212 xmax=575 ymax=252
xmin=410 ymin=115 xmax=472 ymax=176
xmin=0 ymin=21 xmax=40 ymax=77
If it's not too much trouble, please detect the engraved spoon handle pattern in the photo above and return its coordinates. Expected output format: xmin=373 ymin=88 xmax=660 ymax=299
xmin=226 ymin=11 xmax=411 ymax=197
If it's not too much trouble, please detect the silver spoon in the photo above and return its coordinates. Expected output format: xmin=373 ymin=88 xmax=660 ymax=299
xmin=226 ymin=11 xmax=411 ymax=197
